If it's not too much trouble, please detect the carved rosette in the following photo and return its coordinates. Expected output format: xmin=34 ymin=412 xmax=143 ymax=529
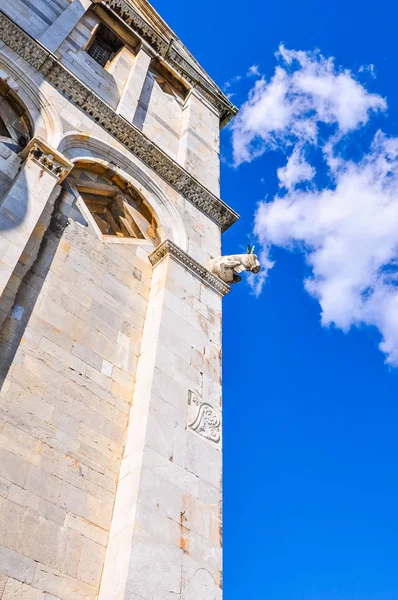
xmin=187 ymin=391 xmax=221 ymax=448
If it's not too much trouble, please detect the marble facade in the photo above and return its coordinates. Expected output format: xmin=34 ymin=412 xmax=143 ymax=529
xmin=0 ymin=1 xmax=238 ymax=598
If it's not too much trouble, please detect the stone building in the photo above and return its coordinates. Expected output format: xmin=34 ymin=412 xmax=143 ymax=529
xmin=0 ymin=0 xmax=241 ymax=598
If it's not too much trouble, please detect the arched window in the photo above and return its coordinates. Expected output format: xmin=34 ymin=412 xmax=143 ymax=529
xmin=0 ymin=80 xmax=31 ymax=152
xmin=70 ymin=162 xmax=160 ymax=245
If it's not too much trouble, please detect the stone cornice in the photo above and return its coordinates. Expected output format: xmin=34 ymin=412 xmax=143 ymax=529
xmin=149 ymin=240 xmax=230 ymax=297
xmin=0 ymin=10 xmax=239 ymax=232
xmin=93 ymin=0 xmax=168 ymax=55
xmin=92 ymin=0 xmax=238 ymax=125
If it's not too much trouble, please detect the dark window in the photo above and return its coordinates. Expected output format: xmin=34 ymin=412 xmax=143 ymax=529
xmin=0 ymin=115 xmax=10 ymax=138
xmin=87 ymin=24 xmax=123 ymax=67
xmin=80 ymin=192 xmax=146 ymax=239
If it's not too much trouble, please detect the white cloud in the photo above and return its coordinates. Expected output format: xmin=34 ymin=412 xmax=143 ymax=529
xmin=223 ymin=74 xmax=242 ymax=90
xmin=247 ymin=64 xmax=260 ymax=77
xmin=359 ymin=63 xmax=376 ymax=78
xmin=231 ymin=46 xmax=398 ymax=366
xmin=232 ymin=45 xmax=386 ymax=165
xmin=277 ymin=147 xmax=315 ymax=190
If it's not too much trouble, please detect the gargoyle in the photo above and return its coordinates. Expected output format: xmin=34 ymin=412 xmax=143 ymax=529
xmin=209 ymin=245 xmax=261 ymax=284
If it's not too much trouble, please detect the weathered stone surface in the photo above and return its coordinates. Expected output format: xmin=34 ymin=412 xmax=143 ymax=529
xmin=0 ymin=1 xmax=233 ymax=598
xmin=0 ymin=544 xmax=36 ymax=584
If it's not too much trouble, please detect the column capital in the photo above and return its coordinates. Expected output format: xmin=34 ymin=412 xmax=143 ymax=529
xmin=149 ymin=239 xmax=230 ymax=297
xmin=20 ymin=137 xmax=74 ymax=182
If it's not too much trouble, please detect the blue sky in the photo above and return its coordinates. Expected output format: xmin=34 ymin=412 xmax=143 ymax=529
xmin=156 ymin=1 xmax=398 ymax=598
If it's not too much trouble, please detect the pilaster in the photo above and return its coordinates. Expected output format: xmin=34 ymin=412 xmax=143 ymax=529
xmin=0 ymin=137 xmax=73 ymax=297
xmin=178 ymin=90 xmax=221 ymax=197
xmin=98 ymin=241 xmax=226 ymax=600
xmin=39 ymin=0 xmax=92 ymax=54
xmin=116 ymin=45 xmax=153 ymax=124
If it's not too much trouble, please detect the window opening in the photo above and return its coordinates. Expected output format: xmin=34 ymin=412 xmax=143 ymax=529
xmin=71 ymin=166 xmax=159 ymax=245
xmin=87 ymin=23 xmax=123 ymax=67
xmin=81 ymin=192 xmax=146 ymax=239
xmin=0 ymin=115 xmax=10 ymax=138
xmin=0 ymin=83 xmax=31 ymax=150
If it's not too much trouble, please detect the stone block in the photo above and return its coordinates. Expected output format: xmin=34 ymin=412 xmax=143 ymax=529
xmin=83 ymin=493 xmax=113 ymax=530
xmin=173 ymin=426 xmax=221 ymax=489
xmin=2 ymin=577 xmax=44 ymax=599
xmin=24 ymin=466 xmax=62 ymax=505
xmin=77 ymin=537 xmax=106 ymax=587
xmin=32 ymin=564 xmax=97 ymax=600
xmin=58 ymin=481 xmax=86 ymax=515
xmin=0 ymin=446 xmax=30 ymax=488
xmin=125 ymin=543 xmax=183 ymax=599
xmin=0 ymin=544 xmax=36 ymax=584
xmin=0 ymin=428 xmax=41 ymax=466
xmin=64 ymin=514 xmax=108 ymax=547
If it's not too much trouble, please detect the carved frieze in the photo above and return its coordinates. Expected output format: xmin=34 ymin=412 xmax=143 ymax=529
xmin=0 ymin=10 xmax=239 ymax=232
xmin=149 ymin=240 xmax=230 ymax=297
xmin=187 ymin=391 xmax=221 ymax=447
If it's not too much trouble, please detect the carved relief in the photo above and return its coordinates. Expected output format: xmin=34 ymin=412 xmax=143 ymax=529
xmin=209 ymin=249 xmax=261 ymax=284
xmin=28 ymin=143 xmax=65 ymax=178
xmin=187 ymin=391 xmax=221 ymax=447
xmin=21 ymin=138 xmax=73 ymax=183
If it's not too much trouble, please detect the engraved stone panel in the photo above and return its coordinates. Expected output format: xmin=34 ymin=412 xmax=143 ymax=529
xmin=187 ymin=391 xmax=221 ymax=448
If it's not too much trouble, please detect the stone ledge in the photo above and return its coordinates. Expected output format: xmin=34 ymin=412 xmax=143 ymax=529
xmin=0 ymin=9 xmax=239 ymax=232
xmin=149 ymin=240 xmax=230 ymax=297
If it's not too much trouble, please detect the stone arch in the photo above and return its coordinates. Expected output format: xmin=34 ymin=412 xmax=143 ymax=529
xmin=58 ymin=132 xmax=188 ymax=250
xmin=67 ymin=159 xmax=161 ymax=247
xmin=0 ymin=51 xmax=63 ymax=146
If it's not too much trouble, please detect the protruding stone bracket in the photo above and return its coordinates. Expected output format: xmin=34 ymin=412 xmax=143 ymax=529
xmin=149 ymin=239 xmax=230 ymax=297
xmin=20 ymin=137 xmax=74 ymax=183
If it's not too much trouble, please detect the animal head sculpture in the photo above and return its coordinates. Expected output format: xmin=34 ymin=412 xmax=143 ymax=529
xmin=209 ymin=246 xmax=261 ymax=284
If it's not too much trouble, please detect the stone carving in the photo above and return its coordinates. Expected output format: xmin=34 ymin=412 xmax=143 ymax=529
xmin=0 ymin=10 xmax=238 ymax=232
xmin=149 ymin=240 xmax=230 ymax=297
xmin=209 ymin=248 xmax=261 ymax=284
xmin=187 ymin=391 xmax=221 ymax=446
xmin=22 ymin=138 xmax=74 ymax=182
xmin=28 ymin=143 xmax=65 ymax=178
xmin=193 ymin=568 xmax=219 ymax=600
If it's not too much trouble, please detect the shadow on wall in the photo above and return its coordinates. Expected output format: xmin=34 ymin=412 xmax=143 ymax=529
xmin=0 ymin=187 xmax=71 ymax=389
xmin=0 ymin=155 xmax=27 ymax=230
xmin=132 ymin=71 xmax=154 ymax=131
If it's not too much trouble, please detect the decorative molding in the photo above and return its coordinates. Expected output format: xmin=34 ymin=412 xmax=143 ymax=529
xmin=92 ymin=0 xmax=238 ymax=124
xmin=20 ymin=137 xmax=73 ymax=182
xmin=0 ymin=10 xmax=239 ymax=232
xmin=187 ymin=391 xmax=221 ymax=447
xmin=149 ymin=240 xmax=230 ymax=297
xmin=93 ymin=0 xmax=168 ymax=55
